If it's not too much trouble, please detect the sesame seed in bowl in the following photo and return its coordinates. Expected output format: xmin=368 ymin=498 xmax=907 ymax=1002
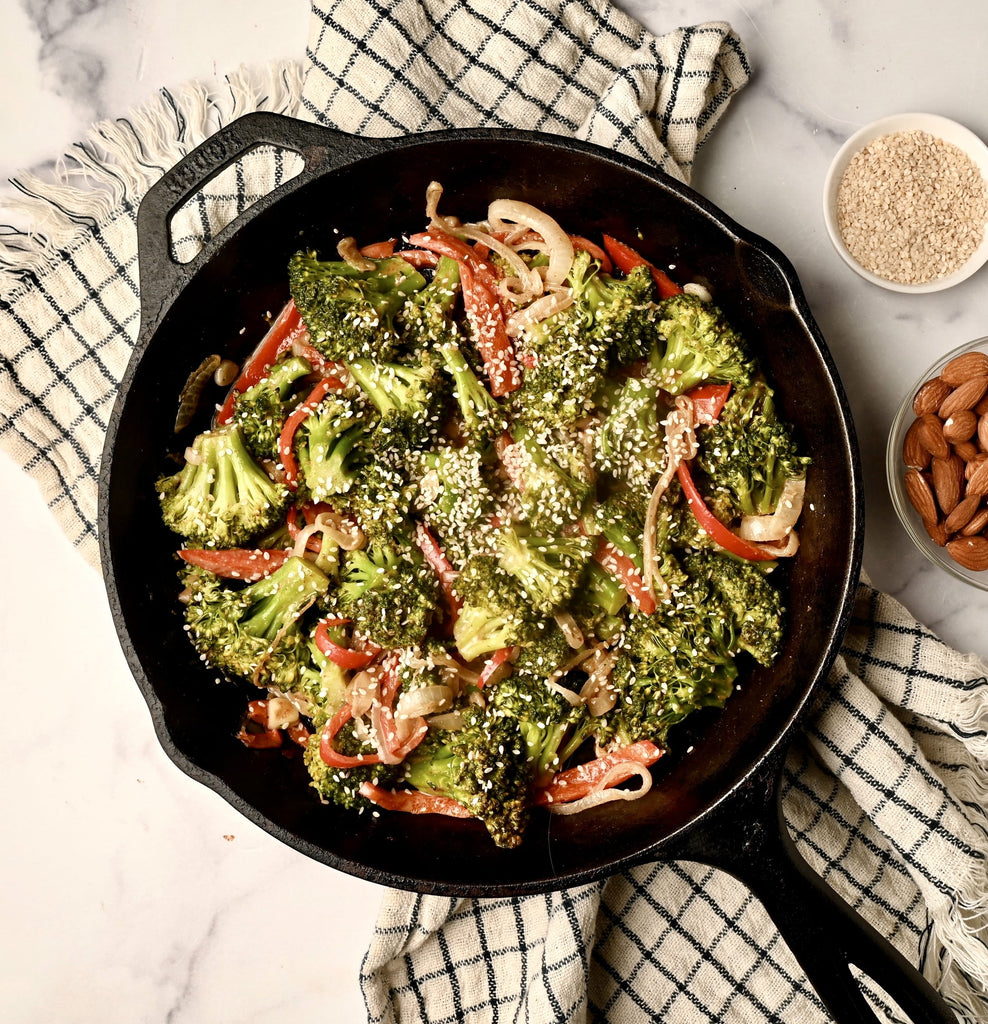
xmin=823 ymin=113 xmax=988 ymax=293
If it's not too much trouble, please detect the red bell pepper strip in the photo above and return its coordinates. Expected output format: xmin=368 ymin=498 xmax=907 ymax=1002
xmin=686 ymin=382 xmax=732 ymax=426
xmin=413 ymin=522 xmax=462 ymax=617
xmin=478 ymin=646 xmax=516 ymax=688
xmin=534 ymin=740 xmax=663 ymax=805
xmin=178 ymin=547 xmax=291 ymax=581
xmin=456 ymin=261 xmax=521 ymax=396
xmin=569 ymin=235 xmax=613 ymax=273
xmin=237 ymin=700 xmax=284 ymax=749
xmin=601 ymin=234 xmax=683 ymax=299
xmin=286 ymin=721 xmax=311 ymax=748
xmin=676 ymin=461 xmax=776 ymax=562
xmin=216 ymin=299 xmax=310 ymax=424
xmin=319 ymin=704 xmax=383 ymax=768
xmin=358 ymin=781 xmax=473 ymax=818
xmin=277 ymin=375 xmax=346 ymax=490
xmin=592 ymin=538 xmax=657 ymax=614
xmin=313 ymin=619 xmax=381 ymax=670
xmin=359 ymin=239 xmax=396 ymax=258
xmin=395 ymin=248 xmax=440 ymax=269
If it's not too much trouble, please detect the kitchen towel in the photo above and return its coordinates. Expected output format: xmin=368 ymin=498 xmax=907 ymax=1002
xmin=2 ymin=1 xmax=988 ymax=1022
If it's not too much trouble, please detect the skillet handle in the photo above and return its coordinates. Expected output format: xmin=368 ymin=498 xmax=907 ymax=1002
xmin=135 ymin=111 xmax=376 ymax=325
xmin=663 ymin=753 xmax=957 ymax=1024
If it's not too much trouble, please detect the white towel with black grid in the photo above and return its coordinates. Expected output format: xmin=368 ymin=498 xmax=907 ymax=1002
xmin=2 ymin=1 xmax=988 ymax=1021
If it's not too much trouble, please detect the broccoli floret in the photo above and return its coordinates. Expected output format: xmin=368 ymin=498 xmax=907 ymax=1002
xmin=304 ymin=725 xmax=404 ymax=811
xmin=569 ymin=559 xmax=629 ymax=642
xmin=231 ymin=355 xmax=313 ymax=460
xmin=439 ymin=343 xmax=507 ymax=447
xmin=597 ymin=601 xmax=739 ymax=750
xmin=402 ymin=704 xmax=530 ymax=849
xmin=695 ymin=381 xmax=811 ymax=517
xmin=507 ymin=426 xmax=594 ymax=530
xmin=157 ymin=423 xmax=290 ymax=548
xmin=295 ymin=631 xmax=350 ymax=717
xmin=568 ymin=249 xmax=661 ymax=367
xmin=595 ymin=371 xmax=668 ymax=489
xmin=181 ymin=556 xmax=330 ymax=691
xmin=652 ymin=292 xmax=755 ymax=394
xmin=495 ymin=523 xmax=594 ymax=615
xmin=342 ymin=458 xmax=415 ymax=544
xmin=293 ymin=391 xmax=370 ymax=501
xmin=288 ymin=250 xmax=428 ymax=362
xmin=684 ymin=548 xmax=784 ymax=665
xmin=488 ymin=655 xmax=595 ymax=787
xmin=415 ymin=444 xmax=497 ymax=566
xmin=346 ymin=353 xmax=447 ymax=452
xmin=398 ymin=255 xmax=462 ymax=352
xmin=338 ymin=538 xmax=440 ymax=649
xmin=451 ymin=556 xmax=543 ymax=662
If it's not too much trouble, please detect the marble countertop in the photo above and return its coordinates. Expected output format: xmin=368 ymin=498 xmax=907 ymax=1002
xmin=3 ymin=1 xmax=988 ymax=1021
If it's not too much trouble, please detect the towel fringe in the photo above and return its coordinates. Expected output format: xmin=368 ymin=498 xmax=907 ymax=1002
xmin=0 ymin=59 xmax=303 ymax=296
xmin=923 ymin=879 xmax=988 ymax=1022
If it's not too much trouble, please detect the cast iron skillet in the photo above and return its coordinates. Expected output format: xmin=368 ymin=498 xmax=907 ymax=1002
xmin=98 ymin=112 xmax=953 ymax=1023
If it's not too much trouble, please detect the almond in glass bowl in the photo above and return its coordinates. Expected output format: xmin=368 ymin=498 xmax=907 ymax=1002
xmin=887 ymin=337 xmax=988 ymax=588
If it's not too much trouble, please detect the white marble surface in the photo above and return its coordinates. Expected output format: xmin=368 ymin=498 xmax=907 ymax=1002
xmin=3 ymin=1 xmax=988 ymax=1021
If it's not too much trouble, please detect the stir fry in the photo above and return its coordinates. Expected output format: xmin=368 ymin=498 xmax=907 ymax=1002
xmin=157 ymin=184 xmax=810 ymax=849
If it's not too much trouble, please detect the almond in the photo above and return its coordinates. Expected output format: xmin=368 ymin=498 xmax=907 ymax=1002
xmin=962 ymin=507 xmax=988 ymax=536
xmin=916 ymin=413 xmax=950 ymax=459
xmin=902 ymin=417 xmax=932 ymax=469
xmin=939 ymin=375 xmax=988 ymax=419
xmin=943 ymin=410 xmax=978 ymax=443
xmin=955 ymin=440 xmax=981 ymax=462
xmin=904 ymin=468 xmax=939 ymax=523
xmin=941 ymin=351 xmax=988 ymax=387
xmin=944 ymin=493 xmax=982 ymax=533
xmin=932 ymin=455 xmax=965 ymax=514
xmin=925 ymin=518 xmax=949 ymax=547
xmin=966 ymin=457 xmax=988 ymax=496
xmin=946 ymin=535 xmax=988 ymax=571
xmin=912 ymin=377 xmax=952 ymax=416
xmin=975 ymin=394 xmax=988 ymax=417
xmin=980 ymin=413 xmax=988 ymax=452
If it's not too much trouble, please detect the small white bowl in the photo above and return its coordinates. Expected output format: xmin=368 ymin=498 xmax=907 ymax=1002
xmin=823 ymin=113 xmax=988 ymax=293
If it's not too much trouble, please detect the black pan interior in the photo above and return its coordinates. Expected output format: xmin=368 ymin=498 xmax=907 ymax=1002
xmin=100 ymin=131 xmax=861 ymax=895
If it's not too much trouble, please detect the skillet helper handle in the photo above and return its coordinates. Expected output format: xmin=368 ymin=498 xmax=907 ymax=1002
xmin=135 ymin=111 xmax=376 ymax=323
xmin=667 ymin=755 xmax=958 ymax=1024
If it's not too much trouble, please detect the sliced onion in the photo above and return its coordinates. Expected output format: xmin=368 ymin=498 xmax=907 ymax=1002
xmin=579 ymin=649 xmax=619 ymax=716
xmin=553 ymin=611 xmax=585 ymax=650
xmin=505 ymin=288 xmax=574 ymax=338
xmin=337 ymin=236 xmax=375 ymax=271
xmin=369 ymin=703 xmax=403 ymax=765
xmin=547 ymin=645 xmax=597 ymax=688
xmin=643 ymin=395 xmax=698 ymax=598
xmin=750 ymin=530 xmax=800 ymax=558
xmin=547 ymin=763 xmax=653 ymax=815
xmin=346 ymin=667 xmax=383 ymax=719
xmin=456 ymin=225 xmax=542 ymax=300
xmin=427 ymin=711 xmax=467 ymax=731
xmin=425 ymin=180 xmax=460 ymax=231
xmin=486 ymin=199 xmax=574 ymax=287
xmin=184 ymin=446 xmax=204 ymax=465
xmin=545 ymin=679 xmax=584 ymax=706
xmin=265 ymin=696 xmax=300 ymax=731
xmin=396 ymin=685 xmax=454 ymax=722
xmin=683 ymin=281 xmax=713 ymax=302
xmin=737 ymin=477 xmax=806 ymax=543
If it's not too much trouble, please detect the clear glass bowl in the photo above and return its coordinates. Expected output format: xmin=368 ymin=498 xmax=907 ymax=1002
xmin=886 ymin=336 xmax=988 ymax=589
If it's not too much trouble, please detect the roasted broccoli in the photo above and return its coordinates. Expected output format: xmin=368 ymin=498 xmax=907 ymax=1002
xmin=451 ymin=556 xmax=543 ymax=662
xmin=652 ymin=292 xmax=755 ymax=394
xmin=181 ymin=556 xmax=330 ymax=692
xmin=346 ymin=353 xmax=446 ymax=452
xmin=506 ymin=426 xmax=594 ymax=530
xmin=338 ymin=538 xmax=441 ymax=649
xmin=402 ymin=704 xmax=530 ymax=848
xmin=695 ymin=381 xmax=810 ymax=517
xmin=157 ymin=422 xmax=290 ymax=548
xmin=231 ymin=354 xmax=313 ymax=460
xmin=304 ymin=726 xmax=404 ymax=811
xmin=398 ymin=255 xmax=462 ymax=352
xmin=293 ymin=391 xmax=370 ymax=501
xmin=439 ymin=342 xmax=507 ymax=447
xmin=495 ymin=523 xmax=594 ymax=615
xmin=288 ymin=250 xmax=427 ymax=362
xmin=595 ymin=370 xmax=667 ymax=489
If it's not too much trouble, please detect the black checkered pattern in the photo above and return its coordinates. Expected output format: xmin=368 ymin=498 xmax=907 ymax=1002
xmin=2 ymin=2 xmax=985 ymax=1021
